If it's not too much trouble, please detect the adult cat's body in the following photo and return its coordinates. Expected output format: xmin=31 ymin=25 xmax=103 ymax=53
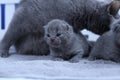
xmin=88 ymin=19 xmax=120 ymax=62
xmin=44 ymin=19 xmax=89 ymax=62
xmin=0 ymin=0 xmax=120 ymax=57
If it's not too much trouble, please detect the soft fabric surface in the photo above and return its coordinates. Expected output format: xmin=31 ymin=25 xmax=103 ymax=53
xmin=0 ymin=53 xmax=120 ymax=80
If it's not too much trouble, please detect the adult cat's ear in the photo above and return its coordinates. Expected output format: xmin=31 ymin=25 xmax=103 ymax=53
xmin=107 ymin=0 xmax=120 ymax=18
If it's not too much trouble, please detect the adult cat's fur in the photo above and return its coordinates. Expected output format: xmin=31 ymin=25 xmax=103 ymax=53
xmin=88 ymin=19 xmax=120 ymax=62
xmin=44 ymin=19 xmax=89 ymax=62
xmin=0 ymin=0 xmax=120 ymax=57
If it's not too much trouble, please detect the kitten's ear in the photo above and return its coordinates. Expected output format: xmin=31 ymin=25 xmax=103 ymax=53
xmin=62 ymin=20 xmax=73 ymax=32
xmin=66 ymin=24 xmax=73 ymax=32
xmin=107 ymin=0 xmax=120 ymax=18
xmin=66 ymin=24 xmax=70 ymax=31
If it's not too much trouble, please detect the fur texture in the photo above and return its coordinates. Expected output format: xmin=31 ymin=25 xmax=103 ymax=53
xmin=0 ymin=0 xmax=120 ymax=57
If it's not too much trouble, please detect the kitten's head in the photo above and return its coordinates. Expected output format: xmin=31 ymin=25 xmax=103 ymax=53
xmin=44 ymin=19 xmax=73 ymax=48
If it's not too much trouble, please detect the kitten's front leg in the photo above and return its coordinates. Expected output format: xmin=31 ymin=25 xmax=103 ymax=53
xmin=69 ymin=51 xmax=83 ymax=63
xmin=50 ymin=48 xmax=63 ymax=61
xmin=50 ymin=55 xmax=64 ymax=61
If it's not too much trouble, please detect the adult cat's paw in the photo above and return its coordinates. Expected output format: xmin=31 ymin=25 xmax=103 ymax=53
xmin=0 ymin=50 xmax=10 ymax=58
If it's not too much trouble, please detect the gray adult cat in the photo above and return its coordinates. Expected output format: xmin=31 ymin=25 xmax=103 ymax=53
xmin=88 ymin=19 xmax=120 ymax=62
xmin=0 ymin=0 xmax=120 ymax=57
xmin=44 ymin=19 xmax=89 ymax=62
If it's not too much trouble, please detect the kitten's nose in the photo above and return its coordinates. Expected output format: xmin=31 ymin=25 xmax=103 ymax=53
xmin=51 ymin=38 xmax=55 ymax=42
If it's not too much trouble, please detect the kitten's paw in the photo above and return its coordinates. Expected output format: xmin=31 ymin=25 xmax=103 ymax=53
xmin=88 ymin=56 xmax=96 ymax=61
xmin=69 ymin=58 xmax=80 ymax=63
xmin=52 ymin=57 xmax=64 ymax=61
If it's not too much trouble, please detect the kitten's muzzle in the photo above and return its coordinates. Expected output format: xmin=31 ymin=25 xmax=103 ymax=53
xmin=50 ymin=38 xmax=60 ymax=47
xmin=51 ymin=38 xmax=55 ymax=43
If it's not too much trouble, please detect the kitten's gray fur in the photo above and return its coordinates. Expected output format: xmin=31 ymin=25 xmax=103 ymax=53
xmin=44 ymin=19 xmax=89 ymax=62
xmin=88 ymin=19 xmax=120 ymax=62
xmin=0 ymin=0 xmax=120 ymax=57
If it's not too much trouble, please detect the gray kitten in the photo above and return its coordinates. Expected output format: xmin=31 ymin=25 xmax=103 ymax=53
xmin=88 ymin=19 xmax=120 ymax=62
xmin=44 ymin=19 xmax=89 ymax=62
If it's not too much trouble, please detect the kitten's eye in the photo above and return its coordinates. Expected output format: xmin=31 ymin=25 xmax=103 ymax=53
xmin=56 ymin=33 xmax=61 ymax=37
xmin=47 ymin=34 xmax=50 ymax=37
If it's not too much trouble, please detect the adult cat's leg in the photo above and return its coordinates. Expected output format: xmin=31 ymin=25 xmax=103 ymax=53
xmin=0 ymin=7 xmax=31 ymax=57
